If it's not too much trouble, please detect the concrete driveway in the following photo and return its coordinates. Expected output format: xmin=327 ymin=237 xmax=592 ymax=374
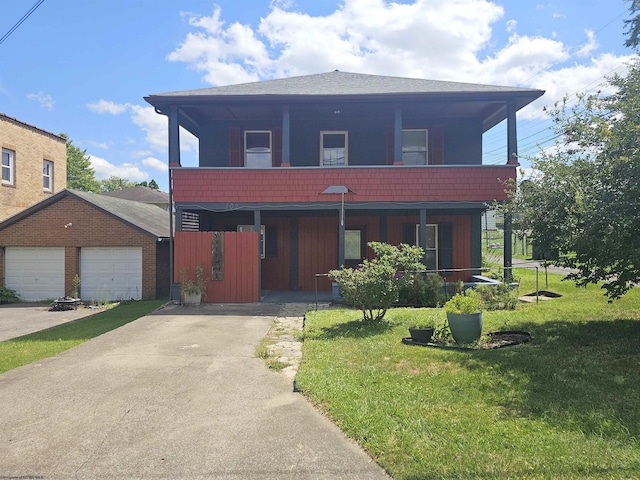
xmin=0 ymin=303 xmax=390 ymax=479
xmin=0 ymin=302 xmax=101 ymax=341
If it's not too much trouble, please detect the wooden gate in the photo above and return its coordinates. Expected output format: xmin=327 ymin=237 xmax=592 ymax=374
xmin=174 ymin=231 xmax=259 ymax=303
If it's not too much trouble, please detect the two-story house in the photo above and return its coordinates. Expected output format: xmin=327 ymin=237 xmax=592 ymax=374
xmin=1 ymin=113 xmax=67 ymax=222
xmin=145 ymin=71 xmax=544 ymax=302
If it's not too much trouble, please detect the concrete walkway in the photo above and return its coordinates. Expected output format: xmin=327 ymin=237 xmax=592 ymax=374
xmin=0 ymin=303 xmax=390 ymax=479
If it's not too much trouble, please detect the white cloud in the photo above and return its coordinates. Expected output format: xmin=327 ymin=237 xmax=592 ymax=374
xmin=166 ymin=0 xmax=635 ymax=112
xmin=87 ymin=100 xmax=130 ymax=115
xmin=27 ymin=91 xmax=54 ymax=111
xmin=142 ymin=156 xmax=167 ymax=172
xmin=576 ymin=29 xmax=598 ymax=57
xmin=89 ymin=155 xmax=148 ymax=181
xmin=86 ymin=140 xmax=109 ymax=150
xmin=131 ymin=149 xmax=153 ymax=158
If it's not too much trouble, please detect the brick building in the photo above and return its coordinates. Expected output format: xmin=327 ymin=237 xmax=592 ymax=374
xmin=1 ymin=113 xmax=67 ymax=222
xmin=0 ymin=189 xmax=170 ymax=301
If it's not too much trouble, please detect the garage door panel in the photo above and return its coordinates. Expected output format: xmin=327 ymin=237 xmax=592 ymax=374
xmin=5 ymin=247 xmax=65 ymax=301
xmin=81 ymin=247 xmax=142 ymax=301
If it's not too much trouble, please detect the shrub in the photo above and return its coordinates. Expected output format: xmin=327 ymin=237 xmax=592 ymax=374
xmin=0 ymin=287 xmax=20 ymax=304
xmin=444 ymin=291 xmax=483 ymax=314
xmin=398 ymin=273 xmax=444 ymax=307
xmin=330 ymin=242 xmax=424 ymax=322
xmin=475 ymin=283 xmax=519 ymax=310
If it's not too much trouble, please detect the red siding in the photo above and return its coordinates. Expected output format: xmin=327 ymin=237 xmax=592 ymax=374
xmin=298 ymin=216 xmax=338 ymax=291
xmin=261 ymin=217 xmax=291 ymax=290
xmin=174 ymin=231 xmax=259 ymax=303
xmin=172 ymin=165 xmax=515 ymax=204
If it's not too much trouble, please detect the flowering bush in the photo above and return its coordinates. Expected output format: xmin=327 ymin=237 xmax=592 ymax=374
xmin=329 ymin=242 xmax=424 ymax=322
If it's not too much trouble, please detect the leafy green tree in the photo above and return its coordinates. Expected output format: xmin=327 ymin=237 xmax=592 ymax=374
xmin=62 ymin=134 xmax=100 ymax=193
xmin=624 ymin=0 xmax=640 ymax=49
xmin=511 ymin=58 xmax=640 ymax=300
xmin=136 ymin=179 xmax=159 ymax=189
xmin=100 ymin=176 xmax=136 ymax=192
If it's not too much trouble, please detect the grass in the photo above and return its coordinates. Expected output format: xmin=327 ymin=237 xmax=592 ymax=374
xmin=297 ymin=270 xmax=640 ymax=479
xmin=0 ymin=300 xmax=165 ymax=375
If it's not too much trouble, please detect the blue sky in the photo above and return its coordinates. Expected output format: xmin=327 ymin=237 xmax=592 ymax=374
xmin=0 ymin=0 xmax=636 ymax=192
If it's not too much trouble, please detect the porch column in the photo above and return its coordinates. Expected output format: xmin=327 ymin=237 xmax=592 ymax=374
xmin=338 ymin=209 xmax=345 ymax=268
xmin=254 ymin=210 xmax=262 ymax=294
xmin=419 ymin=208 xmax=427 ymax=266
xmin=168 ymin=105 xmax=181 ymax=167
xmin=290 ymin=216 xmax=299 ymax=290
xmin=168 ymin=105 xmax=180 ymax=301
xmin=504 ymin=100 xmax=517 ymax=281
xmin=379 ymin=214 xmax=387 ymax=243
xmin=507 ymin=100 xmax=518 ymax=165
xmin=471 ymin=211 xmax=482 ymax=275
xmin=282 ymin=106 xmax=291 ymax=167
xmin=394 ymin=106 xmax=403 ymax=165
xmin=174 ymin=208 xmax=182 ymax=232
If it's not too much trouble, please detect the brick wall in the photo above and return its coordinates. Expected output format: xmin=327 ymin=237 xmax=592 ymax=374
xmin=172 ymin=165 xmax=516 ymax=204
xmin=0 ymin=115 xmax=67 ymax=221
xmin=0 ymin=196 xmax=159 ymax=299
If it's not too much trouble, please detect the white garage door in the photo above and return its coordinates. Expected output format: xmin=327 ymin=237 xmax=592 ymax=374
xmin=81 ymin=247 xmax=143 ymax=301
xmin=5 ymin=247 xmax=65 ymax=301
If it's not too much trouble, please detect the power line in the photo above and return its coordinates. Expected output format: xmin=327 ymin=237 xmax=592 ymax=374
xmin=0 ymin=0 xmax=46 ymax=46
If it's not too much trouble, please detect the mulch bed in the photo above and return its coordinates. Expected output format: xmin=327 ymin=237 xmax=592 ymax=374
xmin=402 ymin=331 xmax=531 ymax=351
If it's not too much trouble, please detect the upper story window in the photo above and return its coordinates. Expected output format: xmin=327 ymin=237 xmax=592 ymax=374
xmin=402 ymin=129 xmax=428 ymax=165
xmin=321 ymin=131 xmax=348 ymax=166
xmin=43 ymin=160 xmax=54 ymax=192
xmin=2 ymin=148 xmax=15 ymax=185
xmin=245 ymin=131 xmax=272 ymax=168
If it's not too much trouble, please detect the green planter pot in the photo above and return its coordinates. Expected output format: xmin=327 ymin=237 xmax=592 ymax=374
xmin=408 ymin=327 xmax=435 ymax=344
xmin=447 ymin=312 xmax=483 ymax=344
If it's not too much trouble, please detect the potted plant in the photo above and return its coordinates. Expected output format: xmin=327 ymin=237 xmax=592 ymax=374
xmin=408 ymin=314 xmax=436 ymax=344
xmin=444 ymin=290 xmax=483 ymax=344
xmin=180 ymin=264 xmax=206 ymax=306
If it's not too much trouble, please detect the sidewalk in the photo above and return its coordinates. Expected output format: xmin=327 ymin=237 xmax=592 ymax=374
xmin=0 ymin=303 xmax=390 ymax=479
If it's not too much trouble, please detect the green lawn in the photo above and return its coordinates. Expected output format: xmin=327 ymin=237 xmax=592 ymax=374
xmin=0 ymin=300 xmax=165 ymax=375
xmin=297 ymin=271 xmax=640 ymax=479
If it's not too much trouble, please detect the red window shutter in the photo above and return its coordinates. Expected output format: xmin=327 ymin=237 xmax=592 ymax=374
xmin=429 ymin=125 xmax=444 ymax=165
xmin=272 ymin=127 xmax=282 ymax=167
xmin=229 ymin=127 xmax=242 ymax=167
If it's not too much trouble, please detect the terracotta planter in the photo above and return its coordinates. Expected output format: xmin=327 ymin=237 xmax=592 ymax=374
xmin=446 ymin=312 xmax=483 ymax=343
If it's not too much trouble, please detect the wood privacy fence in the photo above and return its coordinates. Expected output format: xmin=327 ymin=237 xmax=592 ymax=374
xmin=174 ymin=231 xmax=259 ymax=303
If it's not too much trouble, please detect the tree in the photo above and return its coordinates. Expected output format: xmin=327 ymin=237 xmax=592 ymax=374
xmin=136 ymin=179 xmax=159 ymax=189
xmin=624 ymin=0 xmax=640 ymax=49
xmin=100 ymin=176 xmax=136 ymax=192
xmin=63 ymin=134 xmax=101 ymax=193
xmin=511 ymin=58 xmax=640 ymax=300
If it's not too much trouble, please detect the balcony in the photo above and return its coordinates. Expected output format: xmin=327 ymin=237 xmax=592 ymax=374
xmin=171 ymin=164 xmax=516 ymax=205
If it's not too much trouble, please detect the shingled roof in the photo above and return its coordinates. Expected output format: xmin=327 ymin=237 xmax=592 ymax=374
xmin=101 ymin=186 xmax=169 ymax=205
xmin=146 ymin=70 xmax=542 ymax=100
xmin=0 ymin=189 xmax=170 ymax=238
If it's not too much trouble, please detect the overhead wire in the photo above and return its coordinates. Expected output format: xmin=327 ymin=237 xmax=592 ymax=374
xmin=0 ymin=0 xmax=46 ymax=46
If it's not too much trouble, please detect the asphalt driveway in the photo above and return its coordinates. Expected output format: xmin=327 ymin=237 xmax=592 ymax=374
xmin=0 ymin=303 xmax=390 ymax=479
xmin=0 ymin=302 xmax=101 ymax=341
